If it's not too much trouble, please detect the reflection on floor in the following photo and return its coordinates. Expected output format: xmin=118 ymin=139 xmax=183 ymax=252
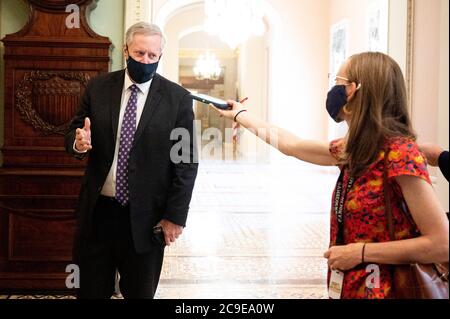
xmin=156 ymin=160 xmax=337 ymax=299
xmin=1 ymin=159 xmax=339 ymax=299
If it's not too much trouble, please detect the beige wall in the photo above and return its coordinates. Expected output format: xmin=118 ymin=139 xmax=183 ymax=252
xmin=268 ymin=0 xmax=329 ymax=141
xmin=437 ymin=0 xmax=449 ymax=211
xmin=388 ymin=0 xmax=408 ymax=75
xmin=237 ymin=33 xmax=269 ymax=161
xmin=162 ymin=5 xmax=205 ymax=82
xmin=330 ymin=0 xmax=372 ymax=54
xmin=238 ymin=0 xmax=330 ymax=161
xmin=410 ymin=0 xmax=449 ymax=210
xmin=411 ymin=0 xmax=440 ymax=144
xmin=438 ymin=0 xmax=449 ymax=151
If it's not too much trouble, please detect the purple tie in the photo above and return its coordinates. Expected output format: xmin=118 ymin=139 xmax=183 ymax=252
xmin=116 ymin=84 xmax=139 ymax=206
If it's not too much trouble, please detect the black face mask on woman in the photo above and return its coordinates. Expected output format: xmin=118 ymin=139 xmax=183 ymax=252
xmin=126 ymin=53 xmax=160 ymax=84
xmin=326 ymin=85 xmax=348 ymax=123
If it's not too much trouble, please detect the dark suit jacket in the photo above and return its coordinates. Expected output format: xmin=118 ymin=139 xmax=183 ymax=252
xmin=438 ymin=151 xmax=449 ymax=182
xmin=65 ymin=70 xmax=198 ymax=254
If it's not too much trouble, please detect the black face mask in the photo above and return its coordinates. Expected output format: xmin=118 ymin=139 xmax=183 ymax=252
xmin=126 ymin=54 xmax=159 ymax=84
xmin=326 ymin=85 xmax=348 ymax=123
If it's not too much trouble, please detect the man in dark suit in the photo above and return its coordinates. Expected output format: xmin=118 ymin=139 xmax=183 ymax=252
xmin=65 ymin=22 xmax=198 ymax=299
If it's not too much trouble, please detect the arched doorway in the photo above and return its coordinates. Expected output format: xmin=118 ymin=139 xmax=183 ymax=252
xmin=154 ymin=0 xmax=281 ymax=162
xmin=179 ymin=30 xmax=238 ymax=160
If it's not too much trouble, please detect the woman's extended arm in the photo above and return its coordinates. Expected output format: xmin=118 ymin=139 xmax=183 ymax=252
xmin=215 ymin=100 xmax=338 ymax=166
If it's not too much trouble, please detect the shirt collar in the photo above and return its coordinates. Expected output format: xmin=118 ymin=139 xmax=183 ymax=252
xmin=124 ymin=70 xmax=152 ymax=94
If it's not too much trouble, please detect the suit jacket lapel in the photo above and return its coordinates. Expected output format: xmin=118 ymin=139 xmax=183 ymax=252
xmin=109 ymin=70 xmax=126 ymax=147
xmin=132 ymin=74 xmax=162 ymax=149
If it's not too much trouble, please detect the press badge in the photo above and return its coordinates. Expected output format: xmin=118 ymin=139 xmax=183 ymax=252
xmin=328 ymin=270 xmax=344 ymax=299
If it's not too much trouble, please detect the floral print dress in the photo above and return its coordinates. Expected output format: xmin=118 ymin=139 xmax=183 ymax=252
xmin=327 ymin=137 xmax=431 ymax=299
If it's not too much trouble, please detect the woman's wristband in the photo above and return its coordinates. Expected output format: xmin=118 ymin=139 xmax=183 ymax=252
xmin=234 ymin=109 xmax=247 ymax=123
xmin=361 ymin=243 xmax=367 ymax=264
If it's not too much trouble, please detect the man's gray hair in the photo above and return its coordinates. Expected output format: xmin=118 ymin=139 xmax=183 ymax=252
xmin=125 ymin=22 xmax=166 ymax=51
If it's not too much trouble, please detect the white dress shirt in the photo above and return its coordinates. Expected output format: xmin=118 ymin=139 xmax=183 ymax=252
xmin=100 ymin=72 xmax=152 ymax=197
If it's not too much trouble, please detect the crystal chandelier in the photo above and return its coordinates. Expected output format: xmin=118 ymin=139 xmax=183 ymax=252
xmin=193 ymin=51 xmax=222 ymax=80
xmin=203 ymin=0 xmax=265 ymax=49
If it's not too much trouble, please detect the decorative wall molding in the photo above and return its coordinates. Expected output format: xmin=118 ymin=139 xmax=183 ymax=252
xmin=406 ymin=0 xmax=414 ymax=114
xmin=124 ymin=0 xmax=153 ymax=32
xmin=15 ymin=71 xmax=90 ymax=136
xmin=179 ymin=48 xmax=239 ymax=59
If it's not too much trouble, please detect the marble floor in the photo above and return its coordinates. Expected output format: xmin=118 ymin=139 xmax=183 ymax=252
xmin=1 ymin=159 xmax=339 ymax=299
xmin=157 ymin=159 xmax=338 ymax=299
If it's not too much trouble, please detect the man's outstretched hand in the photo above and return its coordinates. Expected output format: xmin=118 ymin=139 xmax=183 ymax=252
xmin=75 ymin=117 xmax=92 ymax=152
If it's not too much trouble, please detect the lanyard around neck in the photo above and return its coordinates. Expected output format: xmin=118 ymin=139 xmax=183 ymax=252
xmin=334 ymin=168 xmax=355 ymax=245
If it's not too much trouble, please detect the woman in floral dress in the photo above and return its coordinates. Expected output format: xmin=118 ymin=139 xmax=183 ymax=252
xmin=214 ymin=52 xmax=448 ymax=298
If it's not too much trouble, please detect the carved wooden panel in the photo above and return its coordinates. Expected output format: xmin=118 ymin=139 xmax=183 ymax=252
xmin=9 ymin=217 xmax=75 ymax=262
xmin=1 ymin=0 xmax=111 ymax=169
xmin=0 ymin=0 xmax=111 ymax=292
xmin=16 ymin=71 xmax=90 ymax=136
